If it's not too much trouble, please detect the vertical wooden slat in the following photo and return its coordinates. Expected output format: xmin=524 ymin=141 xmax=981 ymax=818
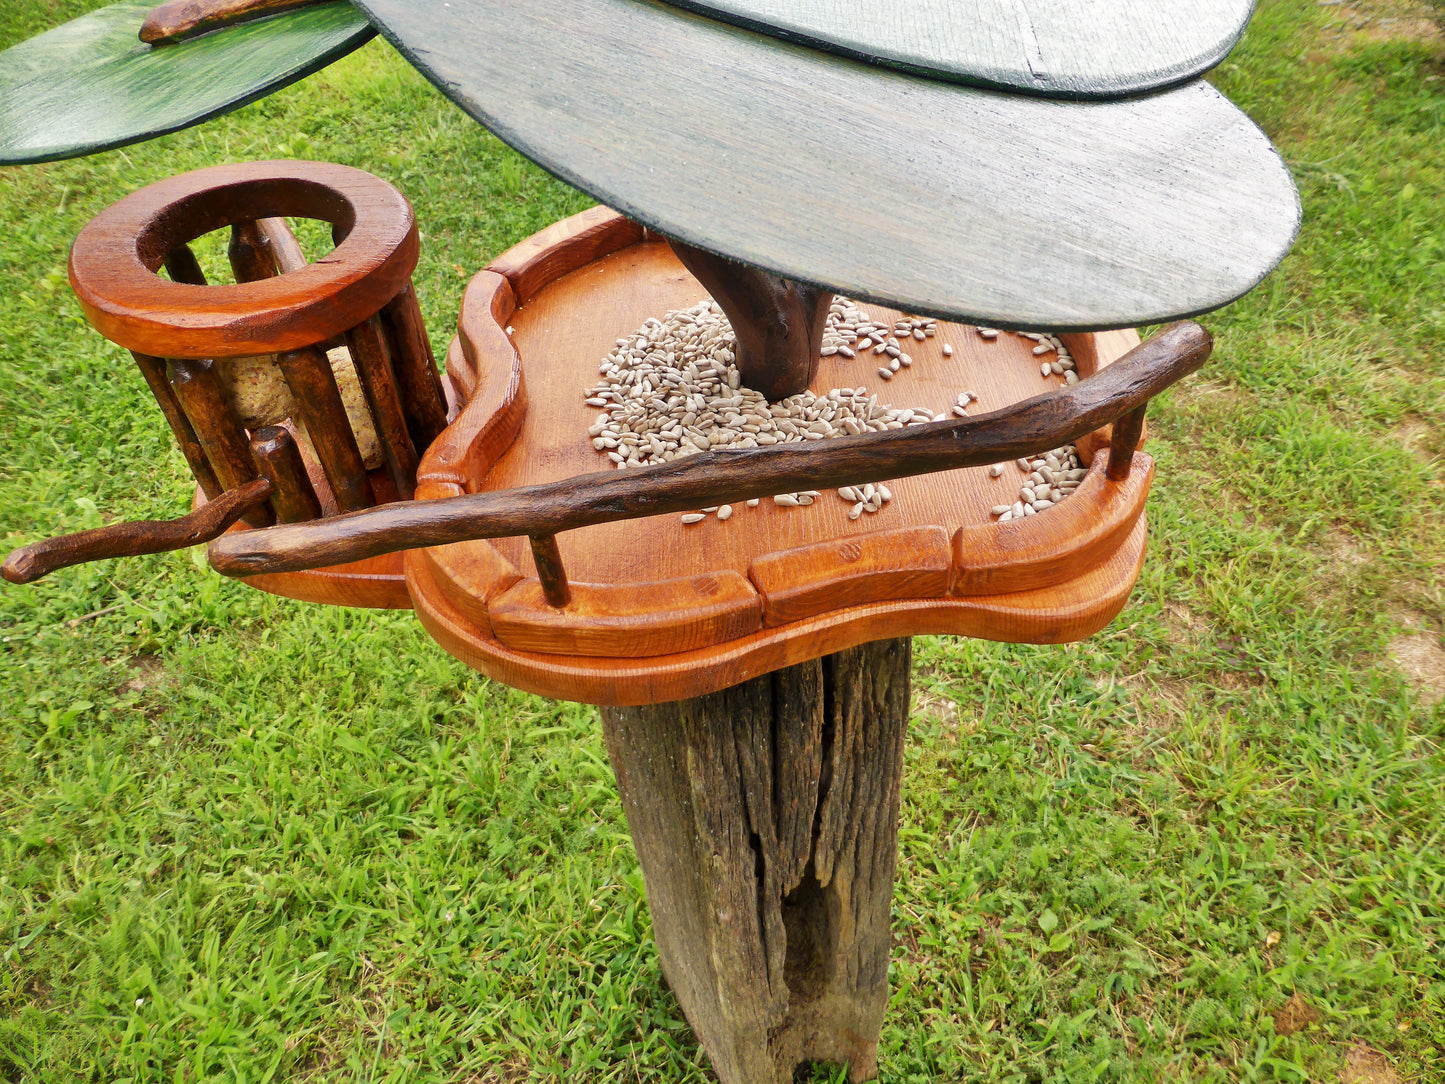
xmin=167 ymin=358 xmax=274 ymax=528
xmin=162 ymin=244 xmax=207 ymax=286
xmin=345 ymin=313 xmax=419 ymax=500
xmin=228 ymin=221 xmax=281 ymax=282
xmin=275 ymin=346 xmax=374 ymax=514
xmin=250 ymin=426 xmax=322 ymax=523
xmin=255 ymin=217 xmax=307 ymax=273
xmin=529 ymin=534 xmax=571 ymax=608
xmin=1106 ymin=404 xmax=1147 ymax=481
xmin=381 ymin=281 xmax=449 ymax=451
xmin=131 ymin=351 xmax=222 ymax=500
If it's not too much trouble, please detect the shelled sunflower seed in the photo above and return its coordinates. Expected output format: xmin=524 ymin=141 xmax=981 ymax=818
xmin=821 ymin=299 xmax=932 ymax=369
xmin=993 ymin=445 xmax=1087 ymax=523
xmin=971 ymin=325 xmax=1079 ymax=383
xmin=591 ymin=299 xmax=935 ymax=523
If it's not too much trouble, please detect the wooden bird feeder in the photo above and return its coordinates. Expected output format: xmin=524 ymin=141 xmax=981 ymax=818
xmin=9 ymin=159 xmax=450 ymax=606
xmin=1 ymin=0 xmax=1303 ymax=1079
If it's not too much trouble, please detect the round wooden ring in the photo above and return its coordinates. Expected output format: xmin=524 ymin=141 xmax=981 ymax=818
xmin=68 ymin=159 xmax=419 ymax=358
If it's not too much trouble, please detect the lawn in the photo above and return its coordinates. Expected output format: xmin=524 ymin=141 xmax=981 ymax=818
xmin=1 ymin=0 xmax=1442 ymax=1081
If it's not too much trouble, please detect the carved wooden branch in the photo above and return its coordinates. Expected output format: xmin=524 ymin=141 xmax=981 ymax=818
xmin=668 ymin=240 xmax=831 ymax=400
xmin=3 ymin=479 xmax=274 ymax=585
xmin=208 ymin=322 xmax=1211 ymax=577
xmin=140 ymin=0 xmax=332 ymax=44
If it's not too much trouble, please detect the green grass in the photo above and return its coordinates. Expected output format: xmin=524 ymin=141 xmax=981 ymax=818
xmin=1 ymin=0 xmax=1443 ymax=1081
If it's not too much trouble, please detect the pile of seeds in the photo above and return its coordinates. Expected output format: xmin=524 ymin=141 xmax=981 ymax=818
xmin=1014 ymin=330 xmax=1079 ymax=383
xmin=991 ymin=445 xmax=1088 ymax=523
xmin=583 ymin=297 xmax=1087 ymax=526
xmin=584 ymin=298 xmax=947 ymax=524
xmin=820 ymin=298 xmax=936 ymax=383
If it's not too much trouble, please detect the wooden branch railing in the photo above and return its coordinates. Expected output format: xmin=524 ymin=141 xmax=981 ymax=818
xmin=140 ymin=0 xmax=331 ymax=45
xmin=206 ymin=321 xmax=1211 ymax=578
xmin=3 ymin=479 xmax=273 ymax=585
xmin=0 ymin=323 xmax=1209 ymax=589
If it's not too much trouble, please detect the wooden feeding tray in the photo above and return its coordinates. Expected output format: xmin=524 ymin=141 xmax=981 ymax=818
xmin=406 ymin=208 xmax=1155 ymax=705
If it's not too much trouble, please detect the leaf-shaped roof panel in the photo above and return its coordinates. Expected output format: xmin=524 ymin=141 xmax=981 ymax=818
xmin=658 ymin=0 xmax=1256 ymax=99
xmin=0 ymin=0 xmax=374 ymax=165
xmin=356 ymin=0 xmax=1298 ymax=331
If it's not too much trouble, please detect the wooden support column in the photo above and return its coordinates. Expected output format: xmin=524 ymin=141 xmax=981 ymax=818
xmin=381 ymin=282 xmax=450 ymax=452
xmin=345 ymin=313 xmax=420 ymax=500
xmin=598 ymin=638 xmax=911 ymax=1084
xmin=668 ymin=240 xmax=832 ymax=401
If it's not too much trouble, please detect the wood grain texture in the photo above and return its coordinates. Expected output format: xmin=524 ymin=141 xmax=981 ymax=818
xmin=526 ymin=534 xmax=572 ymax=608
xmin=408 ymin=541 xmax=521 ymax=637
xmin=951 ymin=449 xmax=1151 ymax=596
xmin=380 ymin=283 xmax=450 ymax=453
xmin=415 ymin=276 xmax=526 ymax=497
xmin=749 ymin=525 xmax=952 ymax=627
xmin=227 ymin=220 xmax=281 ymax=282
xmin=139 ymin=0 xmax=333 ymax=44
xmin=131 ymin=350 xmax=222 ymax=499
xmin=234 ymin=549 xmax=409 ymax=609
xmin=598 ymin=638 xmax=908 ymax=1082
xmin=487 ymin=570 xmax=762 ymax=658
xmin=1107 ymin=404 xmax=1147 ymax=480
xmin=669 ymin=240 xmax=830 ymax=400
xmin=659 ymin=0 xmax=1256 ymax=99
xmin=203 ymin=473 xmax=410 ymax=607
xmin=276 ymin=345 xmax=375 ymax=513
xmin=0 ymin=0 xmax=373 ymax=165
xmin=355 ymin=0 xmax=1297 ymax=330
xmin=167 ymin=357 xmax=274 ymax=528
xmin=207 ymin=312 xmax=1202 ymax=575
xmin=162 ymin=244 xmax=207 ymax=286
xmin=68 ymin=160 xmax=418 ymax=358
xmin=485 ymin=205 xmax=646 ymax=305
xmin=254 ymin=217 xmax=308 ymax=273
xmin=3 ymin=478 xmax=272 ymax=585
xmin=250 ymin=425 xmax=321 ymax=523
xmin=408 ymin=515 xmax=1146 ymax=705
xmin=344 ymin=313 xmax=419 ymax=500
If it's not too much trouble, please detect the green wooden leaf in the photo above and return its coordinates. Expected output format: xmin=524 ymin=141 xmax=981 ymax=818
xmin=0 ymin=0 xmax=374 ymax=165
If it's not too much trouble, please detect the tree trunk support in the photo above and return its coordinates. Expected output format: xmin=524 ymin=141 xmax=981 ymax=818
xmin=599 ymin=638 xmax=911 ymax=1084
xmin=668 ymin=240 xmax=833 ymax=401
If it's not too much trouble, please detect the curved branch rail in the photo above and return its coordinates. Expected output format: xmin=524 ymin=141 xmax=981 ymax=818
xmin=4 ymin=478 xmax=273 ymax=585
xmin=208 ymin=322 xmax=1211 ymax=578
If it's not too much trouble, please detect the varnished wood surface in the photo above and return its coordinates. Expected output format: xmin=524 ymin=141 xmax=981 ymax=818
xmin=488 ymin=570 xmax=763 ymax=658
xmin=416 ymin=280 xmax=527 ymax=497
xmin=660 ymin=0 xmax=1255 ymax=99
xmin=407 ymin=515 xmax=1148 ymax=705
xmin=356 ymin=0 xmax=1297 ymax=330
xmin=0 ymin=0 xmax=373 ymax=165
xmin=208 ymin=482 xmax=411 ymax=609
xmin=251 ymin=425 xmax=322 ymax=523
xmin=209 ymin=241 xmax=1193 ymax=577
xmin=69 ymin=160 xmax=418 ymax=358
xmin=140 ymin=0 xmax=333 ymax=44
xmin=3 ymin=478 xmax=272 ymax=585
xmin=950 ymin=449 xmax=1152 ymax=596
xmin=388 ymin=220 xmax=1158 ymax=703
xmin=241 ymin=549 xmax=409 ymax=609
xmin=749 ymin=526 xmax=953 ymax=628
